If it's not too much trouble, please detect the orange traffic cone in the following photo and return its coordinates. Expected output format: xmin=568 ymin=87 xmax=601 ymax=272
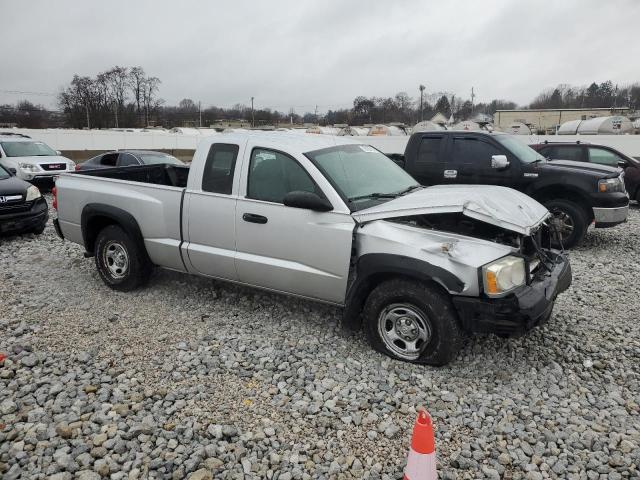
xmin=403 ymin=409 xmax=437 ymax=480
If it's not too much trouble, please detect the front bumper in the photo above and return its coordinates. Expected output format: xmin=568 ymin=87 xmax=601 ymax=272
xmin=452 ymin=253 xmax=572 ymax=336
xmin=0 ymin=197 xmax=48 ymax=234
xmin=593 ymin=205 xmax=628 ymax=228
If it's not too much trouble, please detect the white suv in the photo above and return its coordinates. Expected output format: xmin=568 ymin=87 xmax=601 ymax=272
xmin=0 ymin=135 xmax=75 ymax=183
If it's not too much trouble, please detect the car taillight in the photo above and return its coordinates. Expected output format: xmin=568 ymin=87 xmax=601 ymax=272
xmin=75 ymin=164 xmax=81 ymax=171
xmin=52 ymin=186 xmax=58 ymax=210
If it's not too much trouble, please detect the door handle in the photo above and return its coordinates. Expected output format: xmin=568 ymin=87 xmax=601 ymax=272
xmin=242 ymin=213 xmax=268 ymax=224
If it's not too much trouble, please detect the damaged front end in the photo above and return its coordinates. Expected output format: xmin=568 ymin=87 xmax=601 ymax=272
xmin=391 ymin=212 xmax=572 ymax=336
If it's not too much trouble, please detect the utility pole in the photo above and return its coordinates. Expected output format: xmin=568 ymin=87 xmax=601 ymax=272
xmin=251 ymin=97 xmax=255 ymax=128
xmin=314 ymin=105 xmax=318 ymax=125
xmin=85 ymin=103 xmax=90 ymax=129
xmin=471 ymin=87 xmax=476 ymax=112
xmin=199 ymin=101 xmax=202 ymax=127
xmin=419 ymin=85 xmax=426 ymax=121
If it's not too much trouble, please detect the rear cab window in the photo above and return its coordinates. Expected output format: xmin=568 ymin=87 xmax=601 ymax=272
xmin=542 ymin=145 xmax=584 ymax=162
xmin=417 ymin=136 xmax=443 ymax=164
xmin=202 ymin=143 xmax=240 ymax=194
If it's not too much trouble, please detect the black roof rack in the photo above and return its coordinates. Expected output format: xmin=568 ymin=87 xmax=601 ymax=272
xmin=0 ymin=132 xmax=31 ymax=138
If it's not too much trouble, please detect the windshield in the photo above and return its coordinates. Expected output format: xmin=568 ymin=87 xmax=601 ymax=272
xmin=138 ymin=153 xmax=184 ymax=165
xmin=0 ymin=164 xmax=9 ymax=179
xmin=305 ymin=144 xmax=419 ymax=210
xmin=1 ymin=141 xmax=57 ymax=157
xmin=494 ymin=135 xmax=545 ymax=164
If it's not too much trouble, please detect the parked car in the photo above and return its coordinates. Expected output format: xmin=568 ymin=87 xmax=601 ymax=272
xmin=0 ymin=136 xmax=75 ymax=185
xmin=0 ymin=163 xmax=48 ymax=235
xmin=531 ymin=141 xmax=640 ymax=203
xmin=53 ymin=133 xmax=571 ymax=365
xmin=392 ymin=131 xmax=629 ymax=248
xmin=76 ymin=150 xmax=185 ymax=171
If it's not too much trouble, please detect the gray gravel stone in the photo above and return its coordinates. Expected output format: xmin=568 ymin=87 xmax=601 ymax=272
xmin=1 ymin=196 xmax=639 ymax=479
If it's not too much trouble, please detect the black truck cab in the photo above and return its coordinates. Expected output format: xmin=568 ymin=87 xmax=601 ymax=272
xmin=399 ymin=131 xmax=629 ymax=248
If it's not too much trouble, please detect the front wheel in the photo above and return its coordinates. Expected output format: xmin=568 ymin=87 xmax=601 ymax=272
xmin=94 ymin=224 xmax=152 ymax=291
xmin=363 ymin=279 xmax=464 ymax=366
xmin=544 ymin=199 xmax=589 ymax=249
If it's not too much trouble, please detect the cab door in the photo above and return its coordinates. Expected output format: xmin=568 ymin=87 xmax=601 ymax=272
xmin=234 ymin=146 xmax=354 ymax=304
xmin=452 ymin=136 xmax=517 ymax=187
xmin=184 ymin=142 xmax=244 ymax=280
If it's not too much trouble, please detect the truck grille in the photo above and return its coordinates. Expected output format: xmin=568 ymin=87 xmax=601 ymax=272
xmin=0 ymin=200 xmax=32 ymax=214
xmin=40 ymin=163 xmax=66 ymax=171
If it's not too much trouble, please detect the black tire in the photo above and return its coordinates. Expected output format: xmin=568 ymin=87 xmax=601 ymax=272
xmin=544 ymin=199 xmax=589 ymax=249
xmin=363 ymin=278 xmax=464 ymax=366
xmin=94 ymin=224 xmax=152 ymax=291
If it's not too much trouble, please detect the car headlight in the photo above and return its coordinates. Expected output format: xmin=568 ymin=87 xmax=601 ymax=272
xmin=26 ymin=185 xmax=42 ymax=201
xmin=67 ymin=161 xmax=76 ymax=170
xmin=19 ymin=163 xmax=39 ymax=172
xmin=598 ymin=176 xmax=625 ymax=193
xmin=482 ymin=255 xmax=526 ymax=297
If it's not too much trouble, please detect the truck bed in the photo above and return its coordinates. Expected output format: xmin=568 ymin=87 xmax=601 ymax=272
xmin=77 ymin=164 xmax=190 ymax=188
xmin=55 ymin=164 xmax=188 ymax=272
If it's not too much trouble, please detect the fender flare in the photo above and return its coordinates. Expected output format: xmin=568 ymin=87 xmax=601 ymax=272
xmin=81 ymin=203 xmax=145 ymax=255
xmin=342 ymin=253 xmax=465 ymax=329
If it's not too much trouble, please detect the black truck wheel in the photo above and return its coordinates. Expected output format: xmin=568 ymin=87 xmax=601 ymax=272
xmin=545 ymin=199 xmax=589 ymax=249
xmin=363 ymin=278 xmax=464 ymax=366
xmin=94 ymin=224 xmax=152 ymax=291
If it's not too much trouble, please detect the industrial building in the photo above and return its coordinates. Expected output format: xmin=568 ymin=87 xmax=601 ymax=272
xmin=493 ymin=107 xmax=631 ymax=133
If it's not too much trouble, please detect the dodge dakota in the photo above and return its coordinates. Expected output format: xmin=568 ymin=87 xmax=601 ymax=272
xmin=53 ymin=132 xmax=571 ymax=365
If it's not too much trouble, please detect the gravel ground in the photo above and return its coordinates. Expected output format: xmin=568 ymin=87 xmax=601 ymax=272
xmin=1 ymin=196 xmax=639 ymax=479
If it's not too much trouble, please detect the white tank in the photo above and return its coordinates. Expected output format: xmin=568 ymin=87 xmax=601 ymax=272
xmin=452 ymin=121 xmax=481 ymax=131
xmin=557 ymin=119 xmax=583 ymax=135
xmin=305 ymin=126 xmax=340 ymax=135
xmin=367 ymin=124 xmax=407 ymax=136
xmin=337 ymin=126 xmax=370 ymax=136
xmin=506 ymin=122 xmax=532 ymax=135
xmin=577 ymin=116 xmax=633 ymax=135
xmin=412 ymin=121 xmax=444 ymax=133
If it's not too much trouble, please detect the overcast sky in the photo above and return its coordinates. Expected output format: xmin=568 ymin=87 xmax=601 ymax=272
xmin=2 ymin=0 xmax=639 ymax=113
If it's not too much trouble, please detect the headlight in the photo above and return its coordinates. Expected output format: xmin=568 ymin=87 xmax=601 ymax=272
xmin=598 ymin=176 xmax=625 ymax=193
xmin=19 ymin=163 xmax=39 ymax=172
xmin=26 ymin=185 xmax=42 ymax=201
xmin=482 ymin=255 xmax=526 ymax=297
xmin=67 ymin=161 xmax=76 ymax=170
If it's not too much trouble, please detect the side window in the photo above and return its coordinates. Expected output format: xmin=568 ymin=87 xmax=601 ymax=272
xmin=452 ymin=138 xmax=503 ymax=166
xmin=202 ymin=143 xmax=239 ymax=194
xmin=100 ymin=153 xmax=119 ymax=167
xmin=117 ymin=153 xmax=139 ymax=167
xmin=549 ymin=146 xmax=583 ymax=162
xmin=588 ymin=147 xmax=623 ymax=166
xmin=247 ymin=148 xmax=317 ymax=204
xmin=417 ymin=137 xmax=442 ymax=164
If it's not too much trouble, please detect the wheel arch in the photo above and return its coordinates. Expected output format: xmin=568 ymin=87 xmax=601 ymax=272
xmin=529 ymin=185 xmax=594 ymax=222
xmin=81 ymin=204 xmax=146 ymax=256
xmin=342 ymin=253 xmax=464 ymax=329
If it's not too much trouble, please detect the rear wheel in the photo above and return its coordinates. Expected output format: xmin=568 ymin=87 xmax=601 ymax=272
xmin=94 ymin=225 xmax=152 ymax=291
xmin=544 ymin=199 xmax=588 ymax=249
xmin=363 ymin=279 xmax=464 ymax=366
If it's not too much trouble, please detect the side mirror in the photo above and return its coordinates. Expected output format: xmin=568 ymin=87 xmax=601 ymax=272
xmin=617 ymin=160 xmax=627 ymax=168
xmin=491 ymin=155 xmax=510 ymax=170
xmin=283 ymin=191 xmax=333 ymax=212
xmin=56 ymin=150 xmax=62 ymax=156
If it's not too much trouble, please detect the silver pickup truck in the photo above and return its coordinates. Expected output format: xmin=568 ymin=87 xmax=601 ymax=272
xmin=53 ymin=132 xmax=571 ymax=365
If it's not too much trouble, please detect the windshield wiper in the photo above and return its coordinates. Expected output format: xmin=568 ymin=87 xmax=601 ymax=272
xmin=348 ymin=185 xmax=422 ymax=202
xmin=348 ymin=192 xmax=399 ymax=202
xmin=393 ymin=184 xmax=422 ymax=196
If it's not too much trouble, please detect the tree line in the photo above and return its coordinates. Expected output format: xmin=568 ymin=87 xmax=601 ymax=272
xmin=0 ymin=71 xmax=638 ymax=129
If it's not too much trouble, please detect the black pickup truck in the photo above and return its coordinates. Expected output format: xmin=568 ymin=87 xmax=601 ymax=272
xmin=392 ymin=131 xmax=629 ymax=248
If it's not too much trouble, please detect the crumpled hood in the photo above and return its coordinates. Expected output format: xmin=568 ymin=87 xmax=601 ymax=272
xmin=352 ymin=185 xmax=550 ymax=235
